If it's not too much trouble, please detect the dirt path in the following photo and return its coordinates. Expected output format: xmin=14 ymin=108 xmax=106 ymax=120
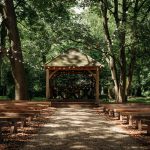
xmin=22 ymin=107 xmax=149 ymax=150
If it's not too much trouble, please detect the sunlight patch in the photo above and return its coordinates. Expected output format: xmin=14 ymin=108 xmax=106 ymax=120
xmin=44 ymin=124 xmax=61 ymax=127
xmin=70 ymin=145 xmax=89 ymax=149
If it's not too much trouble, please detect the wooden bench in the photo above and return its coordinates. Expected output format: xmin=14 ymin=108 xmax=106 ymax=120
xmin=118 ymin=112 xmax=150 ymax=135
xmin=120 ymin=112 xmax=150 ymax=125
xmin=127 ymin=115 xmax=150 ymax=135
xmin=114 ymin=108 xmax=150 ymax=119
xmin=131 ymin=115 xmax=150 ymax=133
xmin=0 ymin=101 xmax=51 ymax=107
xmin=0 ymin=101 xmax=51 ymax=110
xmin=101 ymin=104 xmax=149 ymax=116
xmin=0 ymin=101 xmax=51 ymax=141
xmin=0 ymin=116 xmax=26 ymax=135
xmin=100 ymin=103 xmax=148 ymax=115
xmin=100 ymin=103 xmax=150 ymax=135
xmin=0 ymin=101 xmax=51 ymax=136
xmin=140 ymin=119 xmax=150 ymax=135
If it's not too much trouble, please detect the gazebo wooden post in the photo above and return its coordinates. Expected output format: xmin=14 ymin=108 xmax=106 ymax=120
xmin=46 ymin=69 xmax=50 ymax=99
xmin=95 ymin=67 xmax=100 ymax=104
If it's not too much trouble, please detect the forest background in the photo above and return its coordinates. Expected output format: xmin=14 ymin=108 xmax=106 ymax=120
xmin=0 ymin=0 xmax=149 ymax=103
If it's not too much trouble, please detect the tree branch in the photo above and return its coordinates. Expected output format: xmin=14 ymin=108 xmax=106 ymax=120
xmin=140 ymin=6 xmax=150 ymax=23
xmin=137 ymin=0 xmax=147 ymax=12
xmin=14 ymin=0 xmax=25 ymax=9
xmin=99 ymin=0 xmax=114 ymax=15
xmin=114 ymin=0 xmax=119 ymax=27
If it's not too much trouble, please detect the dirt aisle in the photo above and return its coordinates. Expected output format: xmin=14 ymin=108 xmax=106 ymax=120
xmin=23 ymin=107 xmax=149 ymax=150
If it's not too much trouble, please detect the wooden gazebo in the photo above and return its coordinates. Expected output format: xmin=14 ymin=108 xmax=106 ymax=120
xmin=45 ymin=48 xmax=103 ymax=103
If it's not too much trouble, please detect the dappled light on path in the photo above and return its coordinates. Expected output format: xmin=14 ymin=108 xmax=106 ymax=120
xmin=23 ymin=107 xmax=149 ymax=150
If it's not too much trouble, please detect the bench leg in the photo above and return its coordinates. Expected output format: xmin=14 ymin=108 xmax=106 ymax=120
xmin=0 ymin=127 xmax=3 ymax=143
xmin=138 ymin=120 xmax=142 ymax=131
xmin=108 ymin=110 xmax=112 ymax=116
xmin=126 ymin=116 xmax=129 ymax=124
xmin=21 ymin=120 xmax=27 ymax=128
xmin=129 ymin=115 xmax=133 ymax=126
xmin=10 ymin=122 xmax=17 ymax=134
xmin=103 ymin=107 xmax=106 ymax=112
xmin=27 ymin=116 xmax=33 ymax=122
xmin=113 ymin=112 xmax=118 ymax=118
xmin=147 ymin=125 xmax=150 ymax=135
xmin=120 ymin=115 xmax=123 ymax=121
xmin=135 ymin=120 xmax=138 ymax=129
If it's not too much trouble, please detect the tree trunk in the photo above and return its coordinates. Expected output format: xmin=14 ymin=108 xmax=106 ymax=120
xmin=101 ymin=0 xmax=128 ymax=103
xmin=4 ymin=0 xmax=28 ymax=100
xmin=126 ymin=46 xmax=136 ymax=96
xmin=109 ymin=57 xmax=119 ymax=101
xmin=101 ymin=0 xmax=120 ymax=102
xmin=117 ymin=0 xmax=127 ymax=103
xmin=126 ymin=0 xmax=139 ymax=97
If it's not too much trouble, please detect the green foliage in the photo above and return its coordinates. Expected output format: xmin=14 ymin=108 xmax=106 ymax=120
xmin=128 ymin=97 xmax=150 ymax=104
xmin=0 ymin=0 xmax=149 ymax=101
xmin=0 ymin=96 xmax=10 ymax=100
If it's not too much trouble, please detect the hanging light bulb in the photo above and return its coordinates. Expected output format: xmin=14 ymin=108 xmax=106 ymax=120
xmin=33 ymin=53 xmax=36 ymax=57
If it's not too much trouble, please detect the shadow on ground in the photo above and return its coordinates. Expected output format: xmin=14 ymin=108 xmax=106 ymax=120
xmin=22 ymin=107 xmax=149 ymax=150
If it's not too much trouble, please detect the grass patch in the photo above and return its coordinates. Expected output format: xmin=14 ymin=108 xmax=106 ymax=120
xmin=31 ymin=97 xmax=47 ymax=101
xmin=0 ymin=96 xmax=47 ymax=101
xmin=0 ymin=96 xmax=10 ymax=100
xmin=100 ymin=96 xmax=150 ymax=104
xmin=128 ymin=97 xmax=150 ymax=104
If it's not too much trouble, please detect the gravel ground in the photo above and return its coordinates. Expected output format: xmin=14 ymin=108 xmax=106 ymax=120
xmin=21 ymin=106 xmax=150 ymax=150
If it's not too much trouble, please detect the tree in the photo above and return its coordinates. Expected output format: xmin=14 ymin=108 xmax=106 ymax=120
xmin=0 ymin=0 xmax=28 ymax=100
xmin=98 ymin=0 xmax=149 ymax=103
xmin=99 ymin=0 xmax=127 ymax=102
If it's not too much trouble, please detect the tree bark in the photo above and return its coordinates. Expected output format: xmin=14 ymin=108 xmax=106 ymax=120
xmin=4 ymin=0 xmax=28 ymax=100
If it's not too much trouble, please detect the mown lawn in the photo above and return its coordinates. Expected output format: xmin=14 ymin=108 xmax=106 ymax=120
xmin=0 ymin=96 xmax=47 ymax=101
xmin=128 ymin=96 xmax=150 ymax=104
xmin=0 ymin=96 xmax=150 ymax=104
xmin=0 ymin=96 xmax=10 ymax=100
xmin=100 ymin=96 xmax=150 ymax=104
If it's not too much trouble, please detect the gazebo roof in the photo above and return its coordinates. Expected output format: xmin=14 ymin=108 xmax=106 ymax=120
xmin=45 ymin=48 xmax=102 ymax=67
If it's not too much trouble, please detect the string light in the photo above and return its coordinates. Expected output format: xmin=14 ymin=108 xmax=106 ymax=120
xmin=4 ymin=49 xmax=45 ymax=71
xmin=33 ymin=53 xmax=36 ymax=57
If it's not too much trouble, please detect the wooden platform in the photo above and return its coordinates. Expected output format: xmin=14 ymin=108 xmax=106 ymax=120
xmin=51 ymin=101 xmax=98 ymax=108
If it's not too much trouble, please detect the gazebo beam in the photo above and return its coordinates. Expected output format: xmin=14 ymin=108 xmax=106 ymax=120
xmin=95 ymin=67 xmax=100 ymax=104
xmin=46 ymin=69 xmax=50 ymax=99
xmin=45 ymin=66 xmax=97 ymax=71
